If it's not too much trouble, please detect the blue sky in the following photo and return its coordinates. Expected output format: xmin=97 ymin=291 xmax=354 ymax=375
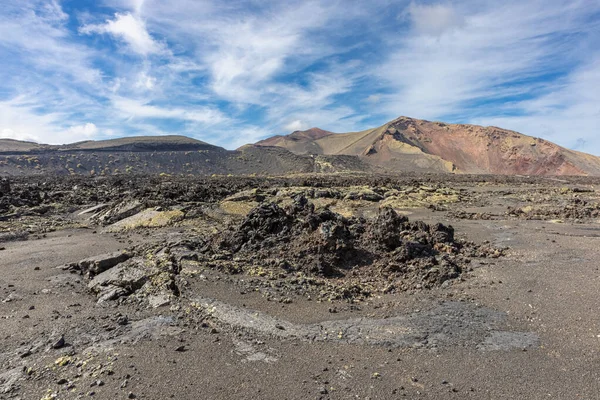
xmin=0 ymin=0 xmax=599 ymax=153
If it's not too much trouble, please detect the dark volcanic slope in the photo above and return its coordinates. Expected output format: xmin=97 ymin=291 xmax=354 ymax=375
xmin=0 ymin=135 xmax=370 ymax=176
xmin=255 ymin=128 xmax=335 ymax=156
xmin=256 ymin=117 xmax=600 ymax=176
xmin=0 ymin=135 xmax=218 ymax=155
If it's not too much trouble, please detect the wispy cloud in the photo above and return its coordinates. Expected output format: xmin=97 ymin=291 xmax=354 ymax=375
xmin=405 ymin=3 xmax=465 ymax=37
xmin=80 ymin=12 xmax=164 ymax=56
xmin=0 ymin=96 xmax=101 ymax=144
xmin=112 ymin=97 xmax=227 ymax=124
xmin=471 ymin=56 xmax=600 ymax=151
xmin=0 ymin=0 xmax=599 ymax=154
xmin=375 ymin=0 xmax=600 ymax=121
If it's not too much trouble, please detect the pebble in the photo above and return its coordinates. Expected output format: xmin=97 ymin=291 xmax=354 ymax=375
xmin=52 ymin=334 xmax=65 ymax=349
xmin=19 ymin=349 xmax=32 ymax=358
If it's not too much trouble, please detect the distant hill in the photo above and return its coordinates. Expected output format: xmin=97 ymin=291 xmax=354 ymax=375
xmin=0 ymin=139 xmax=50 ymax=153
xmin=0 ymin=135 xmax=370 ymax=176
xmin=0 ymin=135 xmax=219 ymax=154
xmin=256 ymin=128 xmax=335 ymax=156
xmin=4 ymin=117 xmax=599 ymax=176
xmin=255 ymin=117 xmax=600 ymax=176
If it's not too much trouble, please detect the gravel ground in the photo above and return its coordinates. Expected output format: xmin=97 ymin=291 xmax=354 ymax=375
xmin=1 ymin=175 xmax=600 ymax=399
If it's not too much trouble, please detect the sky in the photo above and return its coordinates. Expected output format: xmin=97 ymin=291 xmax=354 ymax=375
xmin=0 ymin=0 xmax=599 ymax=153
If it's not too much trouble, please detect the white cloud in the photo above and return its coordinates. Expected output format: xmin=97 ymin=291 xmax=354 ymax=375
xmin=2 ymin=0 xmax=600 ymax=155
xmin=224 ymin=126 xmax=269 ymax=149
xmin=0 ymin=97 xmax=101 ymax=145
xmin=112 ymin=97 xmax=227 ymax=124
xmin=0 ymin=3 xmax=103 ymax=86
xmin=149 ymin=1 xmax=344 ymax=105
xmin=40 ymin=0 xmax=69 ymax=22
xmin=80 ymin=12 xmax=163 ymax=56
xmin=406 ymin=3 xmax=465 ymax=36
xmin=67 ymin=122 xmax=98 ymax=137
xmin=284 ymin=120 xmax=308 ymax=132
xmin=135 ymin=71 xmax=157 ymax=90
xmin=375 ymin=0 xmax=600 ymax=124
xmin=1 ymin=128 xmax=41 ymax=143
xmin=470 ymin=57 xmax=600 ymax=152
xmin=366 ymin=94 xmax=381 ymax=103
xmin=130 ymin=0 xmax=146 ymax=14
xmin=0 ymin=97 xmax=58 ymax=143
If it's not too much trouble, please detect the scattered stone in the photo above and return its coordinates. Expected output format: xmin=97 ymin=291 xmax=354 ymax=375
xmin=51 ymin=334 xmax=65 ymax=349
xmin=19 ymin=349 xmax=32 ymax=358
xmin=96 ymin=199 xmax=145 ymax=226
xmin=78 ymin=204 xmax=109 ymax=216
xmin=148 ymin=294 xmax=172 ymax=308
xmin=77 ymin=251 xmax=132 ymax=277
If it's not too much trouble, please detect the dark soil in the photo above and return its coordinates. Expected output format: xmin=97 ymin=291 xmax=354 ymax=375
xmin=2 ymin=173 xmax=600 ymax=399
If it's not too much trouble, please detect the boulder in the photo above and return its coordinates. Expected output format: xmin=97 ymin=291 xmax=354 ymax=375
xmin=78 ymin=251 xmax=132 ymax=277
xmin=97 ymin=200 xmax=145 ymax=225
xmin=88 ymin=258 xmax=148 ymax=301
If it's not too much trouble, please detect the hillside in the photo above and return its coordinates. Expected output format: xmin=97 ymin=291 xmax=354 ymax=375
xmin=0 ymin=135 xmax=369 ymax=176
xmin=256 ymin=117 xmax=600 ymax=176
xmin=0 ymin=139 xmax=49 ymax=153
xmin=4 ymin=117 xmax=599 ymax=176
xmin=256 ymin=128 xmax=335 ymax=155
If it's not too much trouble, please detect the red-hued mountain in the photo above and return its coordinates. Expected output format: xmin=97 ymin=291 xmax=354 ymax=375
xmin=255 ymin=117 xmax=600 ymax=176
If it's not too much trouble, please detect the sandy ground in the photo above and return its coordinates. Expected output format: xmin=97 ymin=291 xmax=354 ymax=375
xmin=1 ymin=178 xmax=600 ymax=399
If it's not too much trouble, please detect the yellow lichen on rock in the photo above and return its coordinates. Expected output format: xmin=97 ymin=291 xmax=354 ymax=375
xmin=220 ymin=200 xmax=259 ymax=215
xmin=105 ymin=209 xmax=185 ymax=232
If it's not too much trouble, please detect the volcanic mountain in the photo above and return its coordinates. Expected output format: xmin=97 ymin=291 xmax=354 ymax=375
xmin=3 ymin=117 xmax=600 ymax=176
xmin=255 ymin=117 xmax=600 ymax=176
xmin=0 ymin=135 xmax=369 ymax=176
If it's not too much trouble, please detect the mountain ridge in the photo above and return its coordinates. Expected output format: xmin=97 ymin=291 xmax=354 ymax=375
xmin=2 ymin=116 xmax=600 ymax=176
xmin=0 ymin=135 xmax=217 ymax=155
xmin=0 ymin=134 xmax=367 ymax=176
xmin=255 ymin=116 xmax=600 ymax=176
